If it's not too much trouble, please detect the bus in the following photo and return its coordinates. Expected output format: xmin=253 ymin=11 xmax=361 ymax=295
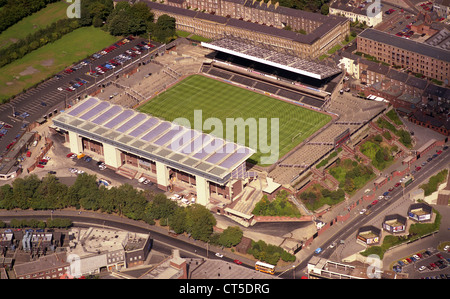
xmin=255 ymin=261 xmax=275 ymax=275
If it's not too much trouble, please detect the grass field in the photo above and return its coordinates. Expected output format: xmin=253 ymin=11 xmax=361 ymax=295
xmin=138 ymin=75 xmax=331 ymax=166
xmin=0 ymin=26 xmax=120 ymax=102
xmin=0 ymin=1 xmax=69 ymax=50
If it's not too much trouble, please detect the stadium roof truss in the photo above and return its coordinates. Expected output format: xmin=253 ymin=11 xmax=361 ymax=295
xmin=201 ymin=37 xmax=342 ymax=80
xmin=53 ymin=98 xmax=255 ymax=185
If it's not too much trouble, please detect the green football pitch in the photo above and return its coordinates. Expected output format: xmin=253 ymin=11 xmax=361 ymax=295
xmin=138 ymin=75 xmax=331 ymax=166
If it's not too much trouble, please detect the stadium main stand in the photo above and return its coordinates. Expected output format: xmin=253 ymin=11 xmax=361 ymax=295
xmin=201 ymin=63 xmax=330 ymax=109
xmin=202 ymin=37 xmax=342 ymax=80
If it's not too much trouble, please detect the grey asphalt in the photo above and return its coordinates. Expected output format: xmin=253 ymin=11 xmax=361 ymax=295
xmin=0 ymin=37 xmax=161 ymax=158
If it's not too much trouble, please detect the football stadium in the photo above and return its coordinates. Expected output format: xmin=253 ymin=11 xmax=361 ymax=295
xmin=52 ymin=38 xmax=386 ymax=226
xmin=137 ymin=74 xmax=332 ymax=166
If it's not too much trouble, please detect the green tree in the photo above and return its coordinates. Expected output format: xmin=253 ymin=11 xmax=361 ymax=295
xmin=169 ymin=207 xmax=187 ymax=234
xmin=66 ymin=173 xmax=100 ymax=211
xmin=320 ymin=4 xmax=329 ymax=15
xmin=12 ymin=174 xmax=41 ymax=210
xmin=31 ymin=174 xmax=68 ymax=210
xmin=219 ymin=226 xmax=243 ymax=248
xmin=185 ymin=204 xmax=216 ymax=242
xmin=150 ymin=14 xmax=176 ymax=43
xmin=0 ymin=184 xmax=15 ymax=210
xmin=146 ymin=192 xmax=177 ymax=221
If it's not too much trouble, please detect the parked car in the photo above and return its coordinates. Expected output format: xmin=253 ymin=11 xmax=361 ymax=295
xmin=215 ymin=253 xmax=223 ymax=258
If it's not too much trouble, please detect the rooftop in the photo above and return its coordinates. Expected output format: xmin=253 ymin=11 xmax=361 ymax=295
xmin=202 ymin=37 xmax=342 ymax=79
xmin=13 ymin=252 xmax=68 ymax=277
xmin=143 ymin=1 xmax=348 ymax=45
xmin=53 ymin=98 xmax=254 ymax=184
xmin=358 ymin=28 xmax=450 ymax=63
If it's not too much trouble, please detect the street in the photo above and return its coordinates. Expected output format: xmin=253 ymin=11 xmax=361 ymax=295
xmin=288 ymin=144 xmax=450 ymax=278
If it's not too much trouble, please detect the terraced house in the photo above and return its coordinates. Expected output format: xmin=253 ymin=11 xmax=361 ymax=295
xmin=357 ymin=28 xmax=450 ymax=85
xmin=138 ymin=0 xmax=350 ymax=58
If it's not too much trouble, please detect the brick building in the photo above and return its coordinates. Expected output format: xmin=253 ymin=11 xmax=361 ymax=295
xmin=139 ymin=0 xmax=350 ymax=58
xmin=357 ymin=28 xmax=450 ymax=85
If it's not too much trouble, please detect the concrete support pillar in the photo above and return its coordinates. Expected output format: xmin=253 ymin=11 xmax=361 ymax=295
xmin=156 ymin=161 xmax=169 ymax=190
xmin=195 ymin=176 xmax=209 ymax=206
xmin=103 ymin=143 xmax=121 ymax=169
xmin=68 ymin=131 xmax=83 ymax=155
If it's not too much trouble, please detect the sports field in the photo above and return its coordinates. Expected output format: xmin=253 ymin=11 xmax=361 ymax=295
xmin=138 ymin=75 xmax=331 ymax=166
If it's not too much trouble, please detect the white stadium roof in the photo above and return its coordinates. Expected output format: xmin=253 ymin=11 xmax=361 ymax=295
xmin=201 ymin=37 xmax=342 ymax=80
xmin=53 ymin=98 xmax=254 ymax=184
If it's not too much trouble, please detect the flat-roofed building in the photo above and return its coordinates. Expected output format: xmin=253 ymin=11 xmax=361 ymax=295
xmin=52 ymin=97 xmax=254 ymax=210
xmin=66 ymin=227 xmax=152 ymax=276
xmin=408 ymin=202 xmax=433 ymax=222
xmin=382 ymin=214 xmax=407 ymax=234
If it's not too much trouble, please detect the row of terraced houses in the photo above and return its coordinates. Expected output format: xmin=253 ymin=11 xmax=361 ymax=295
xmin=130 ymin=0 xmax=350 ymax=58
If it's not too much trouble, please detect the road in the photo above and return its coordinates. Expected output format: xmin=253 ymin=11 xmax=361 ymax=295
xmin=0 ymin=145 xmax=447 ymax=279
xmin=0 ymin=209 xmax=255 ymax=273
xmin=288 ymin=145 xmax=450 ymax=278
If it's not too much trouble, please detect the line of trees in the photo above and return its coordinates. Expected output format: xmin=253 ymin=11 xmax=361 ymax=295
xmin=0 ymin=173 xmax=296 ymax=265
xmin=0 ymin=218 xmax=72 ymax=229
xmin=0 ymin=0 xmax=60 ymax=33
xmin=0 ymin=173 xmax=218 ymax=243
xmin=105 ymin=1 xmax=176 ymax=43
xmin=277 ymin=0 xmax=330 ymax=14
xmin=0 ymin=18 xmax=82 ymax=68
xmin=0 ymin=0 xmax=176 ymax=69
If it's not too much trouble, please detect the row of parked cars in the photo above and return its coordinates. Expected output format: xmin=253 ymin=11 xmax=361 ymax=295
xmin=394 ymin=248 xmax=450 ymax=276
xmin=87 ymin=39 xmax=154 ymax=78
xmin=60 ymin=36 xmax=154 ymax=88
xmin=58 ymin=77 xmax=88 ymax=92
